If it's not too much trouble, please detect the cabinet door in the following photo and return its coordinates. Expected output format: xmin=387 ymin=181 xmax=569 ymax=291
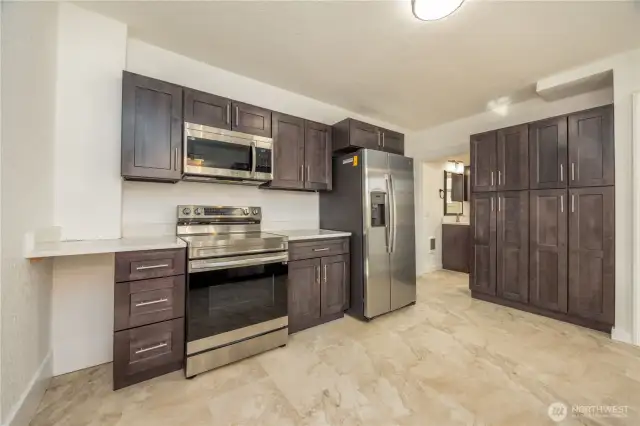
xmin=497 ymin=124 xmax=528 ymax=190
xmin=304 ymin=121 xmax=332 ymax=191
xmin=321 ymin=254 xmax=350 ymax=316
xmin=529 ymin=116 xmax=568 ymax=189
xmin=121 ymin=72 xmax=183 ymax=182
xmin=568 ymin=187 xmax=614 ymax=325
xmin=350 ymin=119 xmax=380 ymax=150
xmin=231 ymin=101 xmax=272 ymax=137
xmin=496 ymin=191 xmax=529 ymax=303
xmin=470 ymin=193 xmax=496 ymax=295
xmin=568 ymin=105 xmax=614 ymax=187
xmin=381 ymin=129 xmax=404 ymax=155
xmin=470 ymin=131 xmax=497 ymax=192
xmin=271 ymin=112 xmax=305 ymax=189
xmin=442 ymin=224 xmax=470 ymax=273
xmin=183 ymin=88 xmax=231 ymax=129
xmin=529 ymin=189 xmax=568 ymax=313
xmin=288 ymin=258 xmax=321 ymax=333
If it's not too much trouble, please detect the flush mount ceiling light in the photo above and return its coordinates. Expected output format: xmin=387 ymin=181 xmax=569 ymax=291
xmin=412 ymin=0 xmax=465 ymax=21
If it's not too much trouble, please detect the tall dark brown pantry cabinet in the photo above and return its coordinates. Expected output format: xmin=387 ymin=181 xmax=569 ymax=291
xmin=469 ymin=105 xmax=615 ymax=333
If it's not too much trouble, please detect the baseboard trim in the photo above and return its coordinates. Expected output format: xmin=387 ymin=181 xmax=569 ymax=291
xmin=418 ymin=264 xmax=443 ymax=276
xmin=3 ymin=352 xmax=52 ymax=426
xmin=612 ymin=327 xmax=633 ymax=345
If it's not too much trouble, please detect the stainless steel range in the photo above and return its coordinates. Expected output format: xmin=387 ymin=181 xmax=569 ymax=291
xmin=177 ymin=205 xmax=288 ymax=378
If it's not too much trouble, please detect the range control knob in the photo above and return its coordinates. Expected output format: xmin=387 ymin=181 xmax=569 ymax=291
xmin=252 ymin=208 xmax=259 ymax=215
xmin=182 ymin=207 xmax=191 ymax=215
xmin=243 ymin=208 xmax=250 ymax=215
xmin=194 ymin=207 xmax=203 ymax=215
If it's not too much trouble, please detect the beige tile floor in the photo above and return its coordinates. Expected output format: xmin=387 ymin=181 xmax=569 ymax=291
xmin=32 ymin=271 xmax=640 ymax=426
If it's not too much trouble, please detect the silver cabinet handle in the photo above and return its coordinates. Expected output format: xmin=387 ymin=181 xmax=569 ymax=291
xmin=571 ymin=163 xmax=575 ymax=181
xmin=571 ymin=194 xmax=575 ymax=213
xmin=491 ymin=171 xmax=494 ymax=186
xmin=174 ymin=148 xmax=178 ymax=171
xmin=235 ymin=105 xmax=239 ymax=127
xmin=313 ymin=248 xmax=329 ymax=252
xmin=382 ymin=132 xmax=385 ymax=147
xmin=377 ymin=131 xmax=381 ymax=147
xmin=324 ymin=264 xmax=327 ymax=284
xmin=300 ymin=165 xmax=303 ymax=181
xmin=560 ymin=164 xmax=564 ymax=182
xmin=306 ymin=165 xmax=310 ymax=182
xmin=491 ymin=197 xmax=494 ymax=211
xmin=498 ymin=196 xmax=501 ymax=211
xmin=560 ymin=195 xmax=564 ymax=213
xmin=316 ymin=266 xmax=320 ymax=284
xmin=226 ymin=103 xmax=231 ymax=124
xmin=136 ymin=263 xmax=169 ymax=271
xmin=135 ymin=298 xmax=168 ymax=307
xmin=135 ymin=343 xmax=167 ymax=355
xmin=498 ymin=170 xmax=501 ymax=186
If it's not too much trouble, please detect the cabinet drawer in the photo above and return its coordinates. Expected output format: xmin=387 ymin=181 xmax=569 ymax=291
xmin=289 ymin=238 xmax=349 ymax=261
xmin=115 ymin=248 xmax=185 ymax=282
xmin=114 ymin=275 xmax=185 ymax=331
xmin=113 ymin=318 xmax=184 ymax=390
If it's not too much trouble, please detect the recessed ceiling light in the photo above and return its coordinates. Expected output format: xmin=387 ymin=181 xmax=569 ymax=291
xmin=412 ymin=0 xmax=465 ymax=21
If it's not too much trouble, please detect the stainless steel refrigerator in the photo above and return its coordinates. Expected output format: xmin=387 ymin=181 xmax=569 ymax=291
xmin=320 ymin=149 xmax=416 ymax=320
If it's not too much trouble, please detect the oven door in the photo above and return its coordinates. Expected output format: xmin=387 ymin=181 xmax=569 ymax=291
xmin=186 ymin=252 xmax=288 ymax=355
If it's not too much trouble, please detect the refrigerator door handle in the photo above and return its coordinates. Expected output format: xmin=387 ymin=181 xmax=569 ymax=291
xmin=385 ymin=174 xmax=392 ymax=253
xmin=389 ymin=173 xmax=397 ymax=253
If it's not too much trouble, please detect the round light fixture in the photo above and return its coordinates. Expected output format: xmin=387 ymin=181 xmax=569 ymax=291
xmin=412 ymin=0 xmax=465 ymax=21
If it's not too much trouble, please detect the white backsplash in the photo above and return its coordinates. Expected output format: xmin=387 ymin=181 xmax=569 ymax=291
xmin=122 ymin=180 xmax=319 ymax=236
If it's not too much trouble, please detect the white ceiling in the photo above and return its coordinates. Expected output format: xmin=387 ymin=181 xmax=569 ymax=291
xmin=81 ymin=0 xmax=640 ymax=130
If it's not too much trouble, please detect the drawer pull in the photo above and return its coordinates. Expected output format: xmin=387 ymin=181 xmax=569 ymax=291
xmin=136 ymin=263 xmax=170 ymax=271
xmin=135 ymin=342 xmax=168 ymax=354
xmin=135 ymin=298 xmax=168 ymax=307
xmin=313 ymin=248 xmax=330 ymax=252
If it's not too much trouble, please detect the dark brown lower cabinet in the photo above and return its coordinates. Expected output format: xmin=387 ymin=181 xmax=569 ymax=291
xmin=287 ymin=238 xmax=350 ymax=333
xmin=529 ymin=189 xmax=568 ymax=313
xmin=442 ymin=224 xmax=470 ymax=273
xmin=568 ymin=186 xmax=615 ymax=325
xmin=496 ymin=191 xmax=529 ymax=303
xmin=470 ymin=193 xmax=496 ymax=295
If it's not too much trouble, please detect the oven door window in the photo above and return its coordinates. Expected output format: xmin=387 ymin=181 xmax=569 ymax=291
xmin=186 ymin=137 xmax=251 ymax=172
xmin=188 ymin=262 xmax=287 ymax=343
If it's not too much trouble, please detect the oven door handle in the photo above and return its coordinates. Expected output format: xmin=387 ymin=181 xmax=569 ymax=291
xmin=189 ymin=252 xmax=288 ymax=273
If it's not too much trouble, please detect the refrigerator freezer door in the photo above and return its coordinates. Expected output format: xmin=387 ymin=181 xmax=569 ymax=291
xmin=389 ymin=154 xmax=417 ymax=310
xmin=363 ymin=149 xmax=392 ymax=318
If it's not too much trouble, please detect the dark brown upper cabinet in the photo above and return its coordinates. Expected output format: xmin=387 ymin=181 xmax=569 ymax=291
xmin=231 ymin=101 xmax=272 ymax=137
xmin=529 ymin=189 xmax=568 ymax=313
xmin=568 ymin=105 xmax=614 ymax=188
xmin=183 ymin=88 xmax=231 ymax=128
xmin=496 ymin=191 xmax=529 ymax=303
xmin=332 ymin=118 xmax=404 ymax=155
xmin=304 ymin=120 xmax=332 ymax=191
xmin=470 ymin=131 xmax=497 ymax=192
xmin=469 ymin=192 xmax=496 ymax=296
xmin=380 ymin=129 xmax=404 ymax=155
xmin=529 ymin=116 xmax=568 ymax=190
xmin=568 ymin=186 xmax=615 ymax=325
xmin=121 ymin=72 xmax=183 ymax=182
xmin=497 ymin=124 xmax=528 ymax=190
xmin=270 ymin=112 xmax=305 ymax=190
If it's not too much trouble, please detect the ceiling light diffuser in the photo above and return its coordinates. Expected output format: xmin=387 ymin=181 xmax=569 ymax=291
xmin=412 ymin=0 xmax=465 ymax=21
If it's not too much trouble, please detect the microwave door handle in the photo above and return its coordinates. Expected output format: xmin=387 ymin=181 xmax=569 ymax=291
xmin=250 ymin=142 xmax=257 ymax=176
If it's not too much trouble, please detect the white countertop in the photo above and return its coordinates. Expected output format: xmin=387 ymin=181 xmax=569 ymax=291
xmin=442 ymin=222 xmax=470 ymax=226
xmin=25 ymin=236 xmax=186 ymax=259
xmin=267 ymin=229 xmax=351 ymax=241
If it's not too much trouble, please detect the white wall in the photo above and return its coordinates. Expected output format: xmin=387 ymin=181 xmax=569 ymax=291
xmin=53 ymin=3 xmax=126 ymax=241
xmin=408 ymin=87 xmax=614 ymax=279
xmin=1 ymin=3 xmax=58 ymax=425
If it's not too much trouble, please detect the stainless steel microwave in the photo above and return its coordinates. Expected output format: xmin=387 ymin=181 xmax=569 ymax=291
xmin=183 ymin=122 xmax=273 ymax=184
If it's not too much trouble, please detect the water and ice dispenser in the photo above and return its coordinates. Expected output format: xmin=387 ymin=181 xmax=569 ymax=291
xmin=370 ymin=192 xmax=387 ymax=227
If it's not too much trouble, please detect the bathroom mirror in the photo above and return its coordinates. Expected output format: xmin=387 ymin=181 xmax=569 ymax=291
xmin=443 ymin=171 xmax=464 ymax=216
